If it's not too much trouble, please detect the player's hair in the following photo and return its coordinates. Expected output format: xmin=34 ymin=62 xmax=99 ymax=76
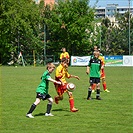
xmin=46 ymin=63 xmax=55 ymax=69
xmin=61 ymin=57 xmax=68 ymax=63
xmin=61 ymin=47 xmax=66 ymax=51
xmin=93 ymin=50 xmax=100 ymax=56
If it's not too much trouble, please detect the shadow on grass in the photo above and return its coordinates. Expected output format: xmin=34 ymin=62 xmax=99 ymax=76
xmin=83 ymin=97 xmax=102 ymax=100
xmin=52 ymin=108 xmax=69 ymax=112
xmin=34 ymin=113 xmax=45 ymax=117
xmin=34 ymin=109 xmax=70 ymax=117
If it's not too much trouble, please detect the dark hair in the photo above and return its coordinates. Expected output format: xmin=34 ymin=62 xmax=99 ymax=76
xmin=61 ymin=57 xmax=68 ymax=63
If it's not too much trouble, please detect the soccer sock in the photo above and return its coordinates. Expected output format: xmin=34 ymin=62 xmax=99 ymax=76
xmin=87 ymin=88 xmax=92 ymax=98
xmin=102 ymin=81 xmax=107 ymax=90
xmin=69 ymin=97 xmax=74 ymax=110
xmin=96 ymin=89 xmax=100 ymax=98
xmin=27 ymin=103 xmax=36 ymax=114
xmin=46 ymin=104 xmax=52 ymax=114
xmin=92 ymin=84 xmax=96 ymax=90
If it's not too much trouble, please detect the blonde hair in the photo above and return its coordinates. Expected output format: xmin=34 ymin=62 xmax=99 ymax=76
xmin=93 ymin=50 xmax=100 ymax=57
xmin=46 ymin=63 xmax=55 ymax=69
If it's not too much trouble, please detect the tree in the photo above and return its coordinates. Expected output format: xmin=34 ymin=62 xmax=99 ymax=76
xmin=42 ymin=0 xmax=95 ymax=56
xmin=100 ymin=12 xmax=133 ymax=55
xmin=0 ymin=0 xmax=43 ymax=64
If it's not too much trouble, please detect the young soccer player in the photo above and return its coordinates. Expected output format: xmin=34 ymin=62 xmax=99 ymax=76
xmin=26 ymin=63 xmax=61 ymax=118
xmin=98 ymin=48 xmax=110 ymax=92
xmin=60 ymin=47 xmax=70 ymax=64
xmin=91 ymin=46 xmax=110 ymax=93
xmin=54 ymin=57 xmax=80 ymax=112
xmin=86 ymin=50 xmax=103 ymax=100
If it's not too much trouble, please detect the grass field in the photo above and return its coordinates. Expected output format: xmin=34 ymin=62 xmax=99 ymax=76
xmin=0 ymin=66 xmax=133 ymax=133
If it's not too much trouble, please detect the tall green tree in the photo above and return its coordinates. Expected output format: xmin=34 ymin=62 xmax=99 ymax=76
xmin=0 ymin=0 xmax=43 ymax=64
xmin=43 ymin=0 xmax=95 ymax=56
xmin=101 ymin=12 xmax=133 ymax=55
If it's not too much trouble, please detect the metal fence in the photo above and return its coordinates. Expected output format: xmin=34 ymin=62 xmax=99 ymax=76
xmin=7 ymin=55 xmax=59 ymax=66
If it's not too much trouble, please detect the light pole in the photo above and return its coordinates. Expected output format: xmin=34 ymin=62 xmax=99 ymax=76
xmin=44 ymin=24 xmax=46 ymax=65
xmin=128 ymin=0 xmax=131 ymax=55
xmin=97 ymin=22 xmax=101 ymax=49
xmin=18 ymin=30 xmax=20 ymax=55
xmin=99 ymin=25 xmax=101 ymax=49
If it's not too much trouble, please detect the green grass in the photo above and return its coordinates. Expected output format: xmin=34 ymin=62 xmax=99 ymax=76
xmin=0 ymin=66 xmax=133 ymax=133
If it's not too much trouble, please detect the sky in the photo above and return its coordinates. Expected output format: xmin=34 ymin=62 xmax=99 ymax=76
xmin=89 ymin=0 xmax=133 ymax=7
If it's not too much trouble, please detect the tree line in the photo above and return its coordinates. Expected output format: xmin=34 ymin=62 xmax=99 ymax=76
xmin=0 ymin=0 xmax=133 ymax=65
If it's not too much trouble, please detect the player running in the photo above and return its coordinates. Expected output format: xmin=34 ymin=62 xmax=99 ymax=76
xmin=54 ymin=57 xmax=80 ymax=112
xmin=26 ymin=63 xmax=61 ymax=118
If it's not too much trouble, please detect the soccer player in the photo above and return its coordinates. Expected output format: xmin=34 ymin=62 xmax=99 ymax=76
xmin=54 ymin=57 xmax=80 ymax=112
xmin=26 ymin=63 xmax=61 ymax=118
xmin=98 ymin=48 xmax=110 ymax=92
xmin=86 ymin=50 xmax=103 ymax=100
xmin=60 ymin=47 xmax=70 ymax=64
xmin=91 ymin=46 xmax=110 ymax=93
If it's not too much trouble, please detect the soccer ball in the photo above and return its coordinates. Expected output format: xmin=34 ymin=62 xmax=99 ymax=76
xmin=67 ymin=83 xmax=76 ymax=92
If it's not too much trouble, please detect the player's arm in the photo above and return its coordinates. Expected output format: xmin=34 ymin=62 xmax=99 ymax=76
xmin=60 ymin=53 xmax=62 ymax=60
xmin=100 ymin=59 xmax=105 ymax=69
xmin=65 ymin=69 xmax=79 ymax=80
xmin=86 ymin=66 xmax=90 ymax=75
xmin=64 ymin=52 xmax=70 ymax=63
xmin=86 ymin=59 xmax=91 ymax=74
xmin=70 ymin=75 xmax=80 ymax=80
xmin=48 ymin=77 xmax=61 ymax=84
xmin=99 ymin=56 xmax=105 ymax=69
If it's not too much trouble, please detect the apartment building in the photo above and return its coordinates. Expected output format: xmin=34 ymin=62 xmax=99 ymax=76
xmin=95 ymin=4 xmax=133 ymax=18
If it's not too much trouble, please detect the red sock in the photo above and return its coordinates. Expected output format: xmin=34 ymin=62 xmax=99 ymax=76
xmin=92 ymin=84 xmax=96 ymax=90
xmin=69 ymin=98 xmax=74 ymax=110
xmin=103 ymin=83 xmax=107 ymax=90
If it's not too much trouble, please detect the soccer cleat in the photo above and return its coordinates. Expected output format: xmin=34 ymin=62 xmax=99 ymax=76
xmin=45 ymin=113 xmax=54 ymax=116
xmin=71 ymin=107 xmax=78 ymax=112
xmin=26 ymin=113 xmax=34 ymax=118
xmin=96 ymin=97 xmax=102 ymax=100
xmin=54 ymin=97 xmax=59 ymax=104
xmin=87 ymin=97 xmax=92 ymax=100
xmin=104 ymin=89 xmax=110 ymax=92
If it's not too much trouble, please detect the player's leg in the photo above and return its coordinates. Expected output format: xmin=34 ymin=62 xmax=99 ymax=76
xmin=102 ymin=78 xmax=106 ymax=90
xmin=96 ymin=78 xmax=102 ymax=100
xmin=87 ymin=77 xmax=94 ymax=100
xmin=55 ymin=84 xmax=67 ymax=104
xmin=101 ymin=70 xmax=110 ymax=92
xmin=54 ymin=92 xmax=64 ymax=104
xmin=45 ymin=96 xmax=54 ymax=116
xmin=54 ymin=84 xmax=64 ymax=104
xmin=101 ymin=78 xmax=110 ymax=92
xmin=67 ymin=91 xmax=78 ymax=112
xmin=26 ymin=97 xmax=41 ymax=118
xmin=92 ymin=83 xmax=96 ymax=93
